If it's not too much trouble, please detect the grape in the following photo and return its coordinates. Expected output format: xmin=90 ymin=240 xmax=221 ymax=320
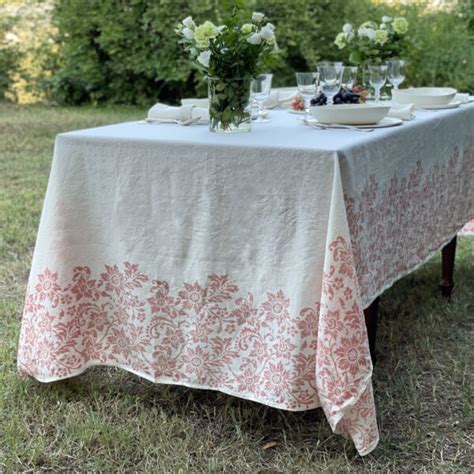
xmin=328 ymin=88 xmax=363 ymax=105
xmin=310 ymin=93 xmax=327 ymax=106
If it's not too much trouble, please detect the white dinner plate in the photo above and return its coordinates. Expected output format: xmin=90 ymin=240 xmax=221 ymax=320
xmin=306 ymin=117 xmax=403 ymax=129
xmin=416 ymin=101 xmax=462 ymax=110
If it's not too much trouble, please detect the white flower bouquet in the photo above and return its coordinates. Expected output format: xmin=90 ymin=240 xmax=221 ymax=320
xmin=177 ymin=11 xmax=279 ymax=132
xmin=335 ymin=16 xmax=409 ymax=66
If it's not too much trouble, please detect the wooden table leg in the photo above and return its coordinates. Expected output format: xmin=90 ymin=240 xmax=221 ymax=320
xmin=364 ymin=297 xmax=379 ymax=365
xmin=440 ymin=236 xmax=457 ymax=299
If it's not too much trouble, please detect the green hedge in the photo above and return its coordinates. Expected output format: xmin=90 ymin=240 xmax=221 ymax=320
xmin=1 ymin=0 xmax=473 ymax=105
xmin=45 ymin=0 xmax=371 ymax=105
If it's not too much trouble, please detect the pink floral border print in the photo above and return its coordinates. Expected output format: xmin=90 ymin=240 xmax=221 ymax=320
xmin=18 ymin=236 xmax=378 ymax=456
xmin=345 ymin=146 xmax=473 ymax=302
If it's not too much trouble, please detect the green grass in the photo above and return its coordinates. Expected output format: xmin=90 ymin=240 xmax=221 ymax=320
xmin=0 ymin=102 xmax=473 ymax=472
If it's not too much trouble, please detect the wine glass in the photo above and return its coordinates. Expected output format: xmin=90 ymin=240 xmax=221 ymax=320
xmin=251 ymin=74 xmax=273 ymax=123
xmin=319 ymin=61 xmax=344 ymax=74
xmin=318 ymin=64 xmax=343 ymax=105
xmin=341 ymin=66 xmax=358 ymax=91
xmin=368 ymin=65 xmax=387 ymax=103
xmin=387 ymin=60 xmax=405 ymax=91
xmin=295 ymin=72 xmax=320 ymax=120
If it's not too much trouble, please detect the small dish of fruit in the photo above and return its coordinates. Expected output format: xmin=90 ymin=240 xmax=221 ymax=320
xmin=290 ymin=95 xmax=305 ymax=112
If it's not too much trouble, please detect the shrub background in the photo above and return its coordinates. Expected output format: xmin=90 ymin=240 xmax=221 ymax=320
xmin=0 ymin=0 xmax=473 ymax=105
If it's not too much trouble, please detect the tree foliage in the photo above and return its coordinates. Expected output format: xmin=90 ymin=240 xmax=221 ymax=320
xmin=0 ymin=0 xmax=473 ymax=105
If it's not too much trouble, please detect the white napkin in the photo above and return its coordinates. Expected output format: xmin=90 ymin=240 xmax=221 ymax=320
xmin=181 ymin=98 xmax=209 ymax=107
xmin=148 ymin=103 xmax=209 ymax=122
xmin=454 ymin=93 xmax=469 ymax=104
xmin=388 ymin=103 xmax=415 ymax=120
xmin=265 ymin=88 xmax=298 ymax=108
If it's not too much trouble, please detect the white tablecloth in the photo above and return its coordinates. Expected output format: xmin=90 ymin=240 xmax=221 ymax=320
xmin=18 ymin=104 xmax=474 ymax=456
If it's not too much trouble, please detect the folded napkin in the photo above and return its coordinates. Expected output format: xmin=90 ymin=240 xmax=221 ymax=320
xmin=148 ymin=103 xmax=209 ymax=122
xmin=265 ymin=88 xmax=298 ymax=108
xmin=181 ymin=98 xmax=209 ymax=107
xmin=454 ymin=93 xmax=469 ymax=104
xmin=388 ymin=103 xmax=415 ymax=120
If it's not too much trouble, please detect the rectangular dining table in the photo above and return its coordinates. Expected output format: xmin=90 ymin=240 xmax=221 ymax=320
xmin=18 ymin=103 xmax=474 ymax=455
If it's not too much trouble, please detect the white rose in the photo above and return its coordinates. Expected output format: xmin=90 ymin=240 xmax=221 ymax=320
xmin=343 ymin=23 xmax=352 ymax=34
xmin=247 ymin=32 xmax=262 ymax=45
xmin=252 ymin=12 xmax=265 ymax=23
xmin=197 ymin=50 xmax=211 ymax=68
xmin=266 ymin=22 xmax=276 ymax=31
xmin=334 ymin=32 xmax=346 ymax=49
xmin=182 ymin=27 xmax=194 ymax=40
xmin=359 ymin=27 xmax=376 ymax=40
xmin=366 ymin=28 xmax=376 ymax=40
xmin=182 ymin=16 xmax=195 ymax=29
xmin=382 ymin=16 xmax=392 ymax=23
xmin=260 ymin=25 xmax=275 ymax=41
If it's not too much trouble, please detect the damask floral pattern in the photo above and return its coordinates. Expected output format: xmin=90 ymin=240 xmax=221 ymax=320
xmin=345 ymin=146 xmax=474 ymax=305
xmin=18 ymin=235 xmax=378 ymax=456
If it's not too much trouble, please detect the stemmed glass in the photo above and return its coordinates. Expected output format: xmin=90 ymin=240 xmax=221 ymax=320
xmin=319 ymin=61 xmax=344 ymax=75
xmin=318 ymin=64 xmax=343 ymax=105
xmin=251 ymin=74 xmax=273 ymax=123
xmin=387 ymin=60 xmax=405 ymax=91
xmin=295 ymin=72 xmax=320 ymax=120
xmin=368 ymin=65 xmax=388 ymax=103
xmin=341 ymin=66 xmax=358 ymax=91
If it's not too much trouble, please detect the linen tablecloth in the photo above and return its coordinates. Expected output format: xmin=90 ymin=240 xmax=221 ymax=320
xmin=18 ymin=104 xmax=474 ymax=455
xmin=460 ymin=219 xmax=474 ymax=235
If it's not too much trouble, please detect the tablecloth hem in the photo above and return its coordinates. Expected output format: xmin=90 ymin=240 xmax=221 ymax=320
xmin=356 ymin=435 xmax=380 ymax=456
xmin=17 ymin=361 xmax=324 ymax=413
xmin=361 ymin=219 xmax=473 ymax=309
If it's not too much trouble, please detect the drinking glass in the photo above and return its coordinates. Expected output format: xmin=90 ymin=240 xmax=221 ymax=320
xmin=368 ymin=65 xmax=388 ymax=103
xmin=341 ymin=66 xmax=358 ymax=91
xmin=318 ymin=64 xmax=343 ymax=105
xmin=387 ymin=59 xmax=405 ymax=91
xmin=318 ymin=61 xmax=344 ymax=74
xmin=295 ymin=72 xmax=320 ymax=120
xmin=251 ymin=74 xmax=273 ymax=123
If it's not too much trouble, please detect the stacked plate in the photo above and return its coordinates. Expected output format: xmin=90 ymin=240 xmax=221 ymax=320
xmin=392 ymin=87 xmax=459 ymax=110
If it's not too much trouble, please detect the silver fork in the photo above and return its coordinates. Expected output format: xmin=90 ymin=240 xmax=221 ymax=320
xmin=140 ymin=116 xmax=203 ymax=126
xmin=304 ymin=119 xmax=374 ymax=132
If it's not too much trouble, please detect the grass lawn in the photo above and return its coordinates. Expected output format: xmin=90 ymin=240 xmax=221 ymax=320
xmin=0 ymin=102 xmax=472 ymax=472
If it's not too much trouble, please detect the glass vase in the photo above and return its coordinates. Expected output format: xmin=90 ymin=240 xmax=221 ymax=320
xmin=208 ymin=76 xmax=252 ymax=133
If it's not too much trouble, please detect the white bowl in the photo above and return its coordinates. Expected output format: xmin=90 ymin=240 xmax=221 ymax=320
xmin=392 ymin=87 xmax=457 ymax=106
xmin=310 ymin=103 xmax=390 ymax=125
